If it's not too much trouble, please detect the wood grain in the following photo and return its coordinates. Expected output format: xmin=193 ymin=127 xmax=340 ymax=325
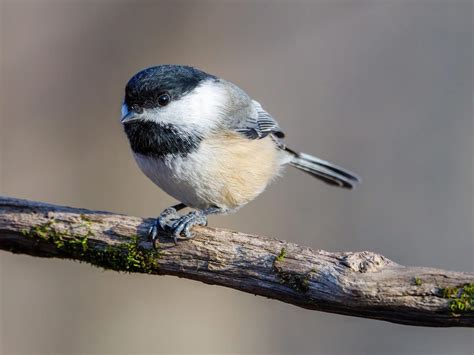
xmin=1 ymin=196 xmax=473 ymax=327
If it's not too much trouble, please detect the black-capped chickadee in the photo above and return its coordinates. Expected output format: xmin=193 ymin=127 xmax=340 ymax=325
xmin=121 ymin=65 xmax=360 ymax=242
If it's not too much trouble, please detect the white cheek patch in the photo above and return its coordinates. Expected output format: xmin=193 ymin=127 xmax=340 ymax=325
xmin=141 ymin=80 xmax=228 ymax=132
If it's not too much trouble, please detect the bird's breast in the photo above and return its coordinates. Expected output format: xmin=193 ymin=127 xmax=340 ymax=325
xmin=133 ymin=132 xmax=283 ymax=210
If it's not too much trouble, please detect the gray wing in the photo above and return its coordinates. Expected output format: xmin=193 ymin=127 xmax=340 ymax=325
xmin=233 ymin=100 xmax=285 ymax=139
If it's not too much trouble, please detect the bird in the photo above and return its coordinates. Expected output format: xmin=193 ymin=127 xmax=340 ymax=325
xmin=121 ymin=65 xmax=360 ymax=243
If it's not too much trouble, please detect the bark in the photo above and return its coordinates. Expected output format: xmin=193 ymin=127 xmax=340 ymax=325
xmin=0 ymin=196 xmax=473 ymax=327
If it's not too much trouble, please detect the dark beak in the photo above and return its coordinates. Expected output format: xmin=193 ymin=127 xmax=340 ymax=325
xmin=121 ymin=103 xmax=139 ymax=123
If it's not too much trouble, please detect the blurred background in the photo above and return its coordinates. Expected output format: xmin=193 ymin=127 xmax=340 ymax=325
xmin=0 ymin=0 xmax=472 ymax=354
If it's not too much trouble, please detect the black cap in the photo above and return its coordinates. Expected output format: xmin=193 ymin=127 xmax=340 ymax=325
xmin=124 ymin=65 xmax=216 ymax=111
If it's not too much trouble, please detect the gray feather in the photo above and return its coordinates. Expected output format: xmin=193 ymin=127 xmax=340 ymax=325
xmin=286 ymin=149 xmax=361 ymax=189
xmin=232 ymin=99 xmax=284 ymax=139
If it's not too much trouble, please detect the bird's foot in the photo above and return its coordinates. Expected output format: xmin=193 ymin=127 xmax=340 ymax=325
xmin=148 ymin=208 xmax=209 ymax=244
xmin=148 ymin=206 xmax=181 ymax=244
xmin=169 ymin=211 xmax=208 ymax=242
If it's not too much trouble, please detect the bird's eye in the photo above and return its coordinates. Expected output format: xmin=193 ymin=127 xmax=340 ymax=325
xmin=157 ymin=93 xmax=171 ymax=107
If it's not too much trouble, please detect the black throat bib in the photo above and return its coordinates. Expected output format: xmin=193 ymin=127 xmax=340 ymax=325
xmin=124 ymin=120 xmax=202 ymax=158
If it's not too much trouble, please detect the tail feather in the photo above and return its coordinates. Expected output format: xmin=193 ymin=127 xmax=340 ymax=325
xmin=286 ymin=148 xmax=361 ymax=189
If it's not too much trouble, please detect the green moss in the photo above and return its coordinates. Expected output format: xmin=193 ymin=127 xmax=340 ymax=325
xmin=54 ymin=238 xmax=65 ymax=249
xmin=29 ymin=219 xmax=65 ymax=241
xmin=414 ymin=277 xmax=422 ymax=286
xmin=273 ymin=248 xmax=313 ymax=293
xmin=277 ymin=271 xmax=311 ymax=293
xmin=440 ymin=283 xmax=474 ymax=314
xmin=275 ymin=247 xmax=287 ymax=262
xmin=23 ymin=219 xmax=160 ymax=274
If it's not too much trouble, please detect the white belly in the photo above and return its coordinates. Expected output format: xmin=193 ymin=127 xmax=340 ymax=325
xmin=133 ymin=134 xmax=285 ymax=210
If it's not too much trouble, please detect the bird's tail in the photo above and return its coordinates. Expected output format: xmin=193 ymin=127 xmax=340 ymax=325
xmin=285 ymin=148 xmax=361 ymax=189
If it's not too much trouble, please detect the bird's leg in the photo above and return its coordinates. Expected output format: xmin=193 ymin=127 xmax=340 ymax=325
xmin=170 ymin=207 xmax=223 ymax=242
xmin=148 ymin=203 xmax=187 ymax=243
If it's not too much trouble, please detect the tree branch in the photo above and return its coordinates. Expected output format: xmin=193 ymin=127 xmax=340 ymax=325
xmin=0 ymin=196 xmax=473 ymax=327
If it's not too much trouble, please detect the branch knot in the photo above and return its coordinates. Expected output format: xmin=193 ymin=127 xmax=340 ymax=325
xmin=341 ymin=251 xmax=394 ymax=273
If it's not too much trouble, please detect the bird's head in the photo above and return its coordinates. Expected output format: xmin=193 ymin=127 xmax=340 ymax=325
xmin=121 ymin=65 xmax=228 ymax=134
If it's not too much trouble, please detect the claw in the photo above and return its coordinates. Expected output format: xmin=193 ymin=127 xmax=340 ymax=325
xmin=171 ymin=211 xmax=207 ymax=240
xmin=148 ymin=222 xmax=158 ymax=243
xmin=182 ymin=220 xmax=194 ymax=238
